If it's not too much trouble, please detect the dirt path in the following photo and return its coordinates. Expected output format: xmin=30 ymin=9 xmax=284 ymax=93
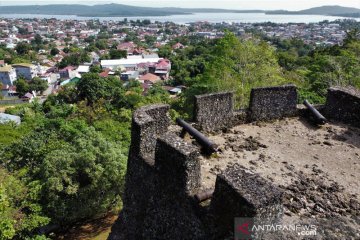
xmin=0 ymin=105 xmax=16 ymax=113
xmin=55 ymin=213 xmax=118 ymax=240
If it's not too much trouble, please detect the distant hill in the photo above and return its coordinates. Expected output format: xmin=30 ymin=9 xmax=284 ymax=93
xmin=0 ymin=4 xmax=263 ymax=17
xmin=0 ymin=4 xmax=359 ymax=18
xmin=163 ymin=8 xmax=264 ymax=14
xmin=267 ymin=5 xmax=360 ymax=17
xmin=0 ymin=4 xmax=188 ymax=17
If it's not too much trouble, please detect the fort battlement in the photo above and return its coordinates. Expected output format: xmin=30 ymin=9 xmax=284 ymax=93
xmin=109 ymin=85 xmax=360 ymax=240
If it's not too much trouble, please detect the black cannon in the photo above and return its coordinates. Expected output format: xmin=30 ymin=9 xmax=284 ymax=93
xmin=194 ymin=189 xmax=214 ymax=203
xmin=176 ymin=118 xmax=218 ymax=154
xmin=303 ymin=100 xmax=327 ymax=125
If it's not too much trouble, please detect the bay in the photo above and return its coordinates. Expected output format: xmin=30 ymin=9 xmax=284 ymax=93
xmin=0 ymin=12 xmax=358 ymax=24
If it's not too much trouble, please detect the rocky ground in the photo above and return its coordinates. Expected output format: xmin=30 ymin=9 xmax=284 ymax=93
xmin=195 ymin=117 xmax=360 ymax=239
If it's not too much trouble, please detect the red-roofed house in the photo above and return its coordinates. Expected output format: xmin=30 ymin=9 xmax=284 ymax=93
xmin=1 ymin=84 xmax=17 ymax=97
xmin=137 ymin=62 xmax=155 ymax=74
xmin=117 ymin=42 xmax=136 ymax=54
xmin=133 ymin=47 xmax=146 ymax=55
xmin=139 ymin=73 xmax=161 ymax=84
xmin=99 ymin=68 xmax=111 ymax=78
xmin=155 ymin=59 xmax=171 ymax=79
xmin=172 ymin=42 xmax=185 ymax=50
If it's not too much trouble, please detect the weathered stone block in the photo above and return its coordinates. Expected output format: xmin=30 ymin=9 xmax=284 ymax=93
xmin=194 ymin=92 xmax=234 ymax=132
xmin=249 ymin=85 xmax=297 ymax=121
xmin=155 ymin=132 xmax=201 ymax=195
xmin=210 ymin=165 xmax=283 ymax=239
xmin=324 ymin=87 xmax=360 ymax=127
xmin=131 ymin=104 xmax=170 ymax=163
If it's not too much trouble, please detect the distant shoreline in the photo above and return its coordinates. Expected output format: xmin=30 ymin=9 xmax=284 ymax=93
xmin=0 ymin=12 xmax=357 ymax=25
xmin=0 ymin=4 xmax=359 ymax=18
xmin=265 ymin=12 xmax=360 ymax=18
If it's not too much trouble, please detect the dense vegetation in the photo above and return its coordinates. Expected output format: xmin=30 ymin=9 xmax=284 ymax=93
xmin=166 ymin=30 xmax=360 ymax=111
xmin=1 ymin=29 xmax=360 ymax=239
xmin=0 ymin=74 xmax=171 ymax=239
xmin=14 ymin=78 xmax=49 ymax=96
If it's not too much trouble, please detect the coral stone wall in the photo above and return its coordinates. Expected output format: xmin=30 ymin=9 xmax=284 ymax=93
xmin=324 ymin=87 xmax=360 ymax=127
xmin=131 ymin=104 xmax=170 ymax=162
xmin=194 ymin=92 xmax=234 ymax=132
xmin=249 ymin=85 xmax=298 ymax=121
xmin=209 ymin=165 xmax=284 ymax=239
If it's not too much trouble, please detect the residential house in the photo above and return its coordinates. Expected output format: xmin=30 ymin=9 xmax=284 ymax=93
xmin=121 ymin=71 xmax=139 ymax=81
xmin=162 ymin=85 xmax=182 ymax=95
xmin=143 ymin=53 xmax=159 ymax=59
xmin=117 ymin=42 xmax=136 ymax=55
xmin=137 ymin=62 xmax=154 ymax=75
xmin=172 ymin=42 xmax=185 ymax=49
xmin=59 ymin=66 xmax=77 ymax=79
xmin=39 ymin=73 xmax=58 ymax=84
xmin=1 ymin=85 xmax=17 ymax=97
xmin=99 ymin=68 xmax=111 ymax=78
xmin=22 ymin=92 xmax=35 ymax=102
xmin=132 ymin=47 xmax=146 ymax=55
xmin=0 ymin=65 xmax=17 ymax=85
xmin=154 ymin=59 xmax=171 ymax=79
xmin=139 ymin=73 xmax=161 ymax=84
xmin=101 ymin=57 xmax=162 ymax=71
xmin=77 ymin=65 xmax=90 ymax=74
xmin=12 ymin=63 xmax=37 ymax=80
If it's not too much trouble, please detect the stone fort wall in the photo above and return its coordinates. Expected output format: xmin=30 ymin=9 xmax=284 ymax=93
xmin=108 ymin=85 xmax=360 ymax=240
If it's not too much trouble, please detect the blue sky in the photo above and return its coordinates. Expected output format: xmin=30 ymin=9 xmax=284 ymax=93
xmin=0 ymin=0 xmax=360 ymax=11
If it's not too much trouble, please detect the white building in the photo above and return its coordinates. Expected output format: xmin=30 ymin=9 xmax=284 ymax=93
xmin=0 ymin=65 xmax=17 ymax=85
xmin=77 ymin=65 xmax=90 ymax=74
xmin=101 ymin=57 xmax=162 ymax=70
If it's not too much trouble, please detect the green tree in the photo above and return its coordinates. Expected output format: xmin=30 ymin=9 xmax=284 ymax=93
xmin=14 ymin=78 xmax=30 ymax=96
xmin=145 ymin=35 xmax=156 ymax=46
xmin=32 ymin=34 xmax=43 ymax=45
xmin=187 ymin=32 xmax=286 ymax=108
xmin=58 ymin=51 xmax=91 ymax=68
xmin=50 ymin=48 xmax=59 ymax=56
xmin=29 ymin=77 xmax=48 ymax=94
xmin=95 ymin=39 xmax=108 ymax=50
xmin=0 ymin=167 xmax=50 ymax=240
xmin=89 ymin=65 xmax=102 ymax=73
xmin=109 ymin=49 xmax=127 ymax=59
xmin=15 ymin=42 xmax=32 ymax=55
xmin=1 ymin=119 xmax=127 ymax=225
xmin=158 ymin=45 xmax=172 ymax=58
xmin=76 ymin=73 xmax=124 ymax=106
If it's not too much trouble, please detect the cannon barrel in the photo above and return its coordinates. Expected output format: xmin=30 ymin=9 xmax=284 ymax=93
xmin=195 ymin=189 xmax=214 ymax=203
xmin=176 ymin=118 xmax=218 ymax=153
xmin=303 ymin=100 xmax=327 ymax=125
